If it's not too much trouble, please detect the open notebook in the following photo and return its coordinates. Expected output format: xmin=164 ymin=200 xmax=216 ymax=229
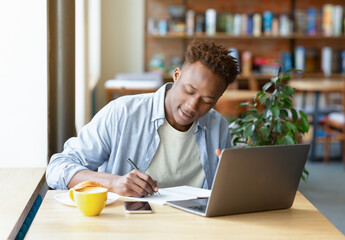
xmin=118 ymin=185 xmax=211 ymax=205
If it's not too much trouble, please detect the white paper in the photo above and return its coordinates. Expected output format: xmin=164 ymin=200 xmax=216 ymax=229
xmin=121 ymin=185 xmax=211 ymax=205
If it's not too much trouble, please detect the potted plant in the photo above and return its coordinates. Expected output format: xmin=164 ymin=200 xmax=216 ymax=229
xmin=229 ymin=63 xmax=310 ymax=180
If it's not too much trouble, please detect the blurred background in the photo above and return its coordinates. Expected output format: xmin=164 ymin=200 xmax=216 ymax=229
xmin=0 ymin=0 xmax=344 ymax=233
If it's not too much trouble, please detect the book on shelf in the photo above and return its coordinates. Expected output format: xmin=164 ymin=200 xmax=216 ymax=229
xmin=205 ymin=8 xmax=216 ymax=35
xmin=322 ymin=4 xmax=333 ymax=36
xmin=263 ymin=11 xmax=273 ymax=35
xmin=186 ymin=10 xmax=195 ymax=36
xmin=253 ymin=13 xmax=262 ymax=36
xmin=272 ymin=16 xmax=279 ymax=36
xmin=333 ymin=5 xmax=343 ymax=36
xmin=225 ymin=13 xmax=234 ymax=34
xmin=322 ymin=47 xmax=332 ymax=77
xmin=295 ymin=9 xmax=308 ymax=35
xmin=281 ymin=52 xmax=292 ymax=72
xmin=241 ymin=51 xmax=252 ymax=76
xmin=307 ymin=8 xmax=317 ymax=36
xmin=295 ymin=46 xmax=305 ymax=72
xmin=195 ymin=12 xmax=205 ymax=33
xmin=342 ymin=51 xmax=345 ymax=75
xmin=241 ymin=13 xmax=248 ymax=35
xmin=247 ymin=14 xmax=253 ymax=35
xmin=216 ymin=12 xmax=228 ymax=33
xmin=305 ymin=47 xmax=318 ymax=73
xmin=279 ymin=14 xmax=290 ymax=36
xmin=233 ymin=13 xmax=242 ymax=36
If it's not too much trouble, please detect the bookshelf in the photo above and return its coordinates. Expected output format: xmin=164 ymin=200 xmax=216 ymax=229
xmin=145 ymin=0 xmax=345 ymax=89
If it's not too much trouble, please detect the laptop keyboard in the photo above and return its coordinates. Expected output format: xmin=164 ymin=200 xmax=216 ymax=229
xmin=186 ymin=199 xmax=208 ymax=213
xmin=189 ymin=204 xmax=206 ymax=212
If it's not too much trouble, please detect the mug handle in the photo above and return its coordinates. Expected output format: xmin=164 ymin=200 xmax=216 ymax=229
xmin=69 ymin=188 xmax=75 ymax=202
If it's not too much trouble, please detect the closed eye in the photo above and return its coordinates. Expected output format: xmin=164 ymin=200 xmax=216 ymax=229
xmin=202 ymin=98 xmax=215 ymax=105
xmin=185 ymin=88 xmax=194 ymax=95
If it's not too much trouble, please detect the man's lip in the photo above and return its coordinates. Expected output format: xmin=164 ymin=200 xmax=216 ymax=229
xmin=180 ymin=108 xmax=193 ymax=119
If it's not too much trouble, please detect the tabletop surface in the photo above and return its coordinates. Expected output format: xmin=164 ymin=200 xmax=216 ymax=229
xmin=289 ymin=79 xmax=343 ymax=92
xmin=26 ymin=190 xmax=344 ymax=240
xmin=221 ymin=89 xmax=258 ymax=100
xmin=0 ymin=168 xmax=46 ymax=240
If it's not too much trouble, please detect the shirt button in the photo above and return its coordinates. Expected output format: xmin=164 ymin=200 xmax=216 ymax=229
xmin=145 ymin=158 xmax=150 ymax=162
xmin=155 ymin=135 xmax=159 ymax=139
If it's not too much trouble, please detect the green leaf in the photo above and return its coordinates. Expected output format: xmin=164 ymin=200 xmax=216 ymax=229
xmin=263 ymin=82 xmax=273 ymax=92
xmin=291 ymin=108 xmax=298 ymax=122
xmin=254 ymin=91 xmax=264 ymax=101
xmin=301 ymin=116 xmax=310 ymax=132
xmin=284 ymin=135 xmax=295 ymax=145
xmin=271 ymin=105 xmax=280 ymax=118
xmin=299 ymin=110 xmax=310 ymax=132
xmin=285 ymin=121 xmax=297 ymax=131
xmin=273 ymin=120 xmax=282 ymax=134
xmin=283 ymin=97 xmax=292 ymax=108
xmin=259 ymin=125 xmax=270 ymax=138
xmin=242 ymin=115 xmax=257 ymax=122
xmin=235 ymin=102 xmax=250 ymax=109
xmin=279 ymin=109 xmax=288 ymax=119
xmin=229 ymin=120 xmax=239 ymax=129
xmin=243 ymin=109 xmax=259 ymax=116
xmin=281 ymin=85 xmax=294 ymax=96
xmin=244 ymin=124 xmax=255 ymax=137
xmin=259 ymin=93 xmax=267 ymax=104
xmin=265 ymin=99 xmax=273 ymax=109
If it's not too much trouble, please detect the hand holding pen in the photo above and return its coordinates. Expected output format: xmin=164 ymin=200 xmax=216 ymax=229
xmin=126 ymin=158 xmax=160 ymax=196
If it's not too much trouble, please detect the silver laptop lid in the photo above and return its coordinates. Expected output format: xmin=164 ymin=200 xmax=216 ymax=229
xmin=205 ymin=144 xmax=310 ymax=217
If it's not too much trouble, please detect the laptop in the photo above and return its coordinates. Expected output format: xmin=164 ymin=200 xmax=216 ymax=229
xmin=166 ymin=144 xmax=310 ymax=217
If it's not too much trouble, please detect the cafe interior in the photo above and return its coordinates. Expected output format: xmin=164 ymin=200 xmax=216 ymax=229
xmin=1 ymin=0 xmax=345 ymax=239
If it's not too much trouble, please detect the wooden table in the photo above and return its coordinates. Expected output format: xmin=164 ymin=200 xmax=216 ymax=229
xmin=26 ymin=190 xmax=344 ymax=239
xmin=0 ymin=168 xmax=46 ymax=240
xmin=289 ymin=79 xmax=343 ymax=161
xmin=214 ymin=90 xmax=258 ymax=116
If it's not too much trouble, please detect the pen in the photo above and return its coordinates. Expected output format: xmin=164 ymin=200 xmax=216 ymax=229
xmin=126 ymin=158 xmax=160 ymax=196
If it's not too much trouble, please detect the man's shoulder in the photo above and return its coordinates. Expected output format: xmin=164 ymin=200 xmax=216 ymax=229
xmin=109 ymin=92 xmax=155 ymax=109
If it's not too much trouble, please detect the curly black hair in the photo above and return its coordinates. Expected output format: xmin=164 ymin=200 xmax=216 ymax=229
xmin=183 ymin=40 xmax=239 ymax=86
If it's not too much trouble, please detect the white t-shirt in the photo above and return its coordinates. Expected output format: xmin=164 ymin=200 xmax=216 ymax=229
xmin=145 ymin=120 xmax=205 ymax=188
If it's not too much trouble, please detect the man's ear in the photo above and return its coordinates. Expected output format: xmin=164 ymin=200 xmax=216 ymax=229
xmin=173 ymin=68 xmax=181 ymax=82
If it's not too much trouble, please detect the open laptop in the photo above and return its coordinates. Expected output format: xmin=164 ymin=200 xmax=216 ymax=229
xmin=166 ymin=144 xmax=310 ymax=217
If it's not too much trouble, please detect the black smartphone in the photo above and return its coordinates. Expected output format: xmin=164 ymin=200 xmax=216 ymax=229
xmin=123 ymin=201 xmax=153 ymax=214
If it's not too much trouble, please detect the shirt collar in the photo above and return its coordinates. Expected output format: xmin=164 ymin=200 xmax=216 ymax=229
xmin=151 ymin=82 xmax=208 ymax=132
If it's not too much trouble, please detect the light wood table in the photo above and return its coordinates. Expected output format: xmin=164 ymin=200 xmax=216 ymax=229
xmin=0 ymin=168 xmax=46 ymax=240
xmin=26 ymin=190 xmax=344 ymax=239
xmin=289 ymin=79 xmax=343 ymax=161
xmin=214 ymin=90 xmax=258 ymax=116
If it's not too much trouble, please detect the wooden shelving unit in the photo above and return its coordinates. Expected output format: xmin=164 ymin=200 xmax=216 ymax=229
xmin=145 ymin=0 xmax=345 ymax=90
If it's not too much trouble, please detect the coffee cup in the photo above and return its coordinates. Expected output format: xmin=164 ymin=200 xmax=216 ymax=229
xmin=69 ymin=186 xmax=108 ymax=216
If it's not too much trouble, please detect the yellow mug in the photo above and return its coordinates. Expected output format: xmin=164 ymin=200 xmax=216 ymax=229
xmin=69 ymin=186 xmax=108 ymax=216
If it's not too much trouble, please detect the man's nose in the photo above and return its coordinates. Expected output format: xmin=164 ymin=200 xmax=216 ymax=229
xmin=186 ymin=96 xmax=199 ymax=113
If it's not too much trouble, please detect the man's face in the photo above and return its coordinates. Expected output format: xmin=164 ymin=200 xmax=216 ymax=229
xmin=164 ymin=61 xmax=227 ymax=132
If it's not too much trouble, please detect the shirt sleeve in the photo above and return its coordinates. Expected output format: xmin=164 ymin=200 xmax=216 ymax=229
xmin=46 ymin=102 xmax=116 ymax=190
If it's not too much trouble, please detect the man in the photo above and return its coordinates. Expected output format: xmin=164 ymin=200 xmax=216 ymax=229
xmin=47 ymin=40 xmax=239 ymax=197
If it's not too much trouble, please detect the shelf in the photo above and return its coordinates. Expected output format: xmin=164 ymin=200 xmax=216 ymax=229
xmin=148 ymin=33 xmax=345 ymax=40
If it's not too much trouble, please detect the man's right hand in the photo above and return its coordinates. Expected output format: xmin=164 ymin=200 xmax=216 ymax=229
xmin=68 ymin=169 xmax=159 ymax=198
xmin=110 ymin=169 xmax=159 ymax=197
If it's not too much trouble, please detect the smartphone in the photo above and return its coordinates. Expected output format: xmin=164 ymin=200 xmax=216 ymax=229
xmin=123 ymin=201 xmax=153 ymax=214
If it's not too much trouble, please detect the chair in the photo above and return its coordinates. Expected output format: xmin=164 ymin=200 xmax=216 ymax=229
xmin=323 ymin=77 xmax=345 ymax=168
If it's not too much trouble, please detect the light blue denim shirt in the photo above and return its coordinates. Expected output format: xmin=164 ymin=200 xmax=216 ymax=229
xmin=46 ymin=83 xmax=231 ymax=190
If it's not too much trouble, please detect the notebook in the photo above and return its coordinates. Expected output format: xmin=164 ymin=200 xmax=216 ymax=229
xmin=166 ymin=144 xmax=310 ymax=217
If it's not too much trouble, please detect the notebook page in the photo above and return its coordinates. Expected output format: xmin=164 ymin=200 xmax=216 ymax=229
xmin=120 ymin=186 xmax=211 ymax=205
